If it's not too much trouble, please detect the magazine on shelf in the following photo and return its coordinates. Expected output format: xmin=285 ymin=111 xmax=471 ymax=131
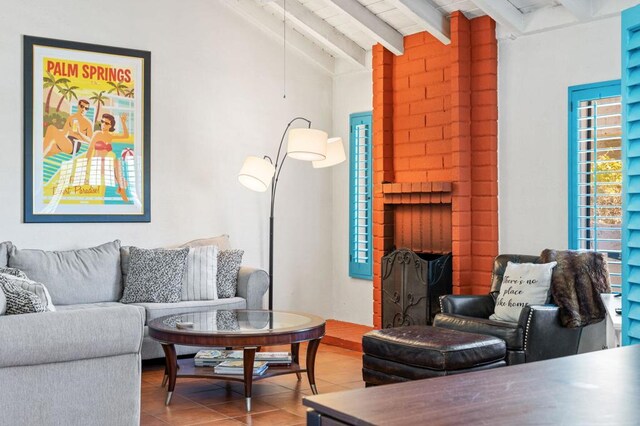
xmin=213 ymin=360 xmax=269 ymax=375
xmin=194 ymin=350 xmax=292 ymax=367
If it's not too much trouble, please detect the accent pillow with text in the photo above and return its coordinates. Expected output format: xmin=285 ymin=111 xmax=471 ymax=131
xmin=490 ymin=261 xmax=557 ymax=322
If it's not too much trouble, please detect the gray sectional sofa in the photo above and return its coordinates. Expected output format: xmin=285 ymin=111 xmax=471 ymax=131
xmin=0 ymin=239 xmax=269 ymax=425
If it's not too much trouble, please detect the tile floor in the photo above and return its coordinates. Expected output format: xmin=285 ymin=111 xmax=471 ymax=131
xmin=140 ymin=344 xmax=363 ymax=425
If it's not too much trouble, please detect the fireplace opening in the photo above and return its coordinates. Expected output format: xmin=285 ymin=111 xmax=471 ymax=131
xmin=381 ymin=249 xmax=452 ymax=328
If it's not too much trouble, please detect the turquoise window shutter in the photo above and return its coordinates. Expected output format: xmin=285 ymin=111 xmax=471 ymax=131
xmin=568 ymin=81 xmax=622 ymax=292
xmin=349 ymin=112 xmax=373 ymax=280
xmin=622 ymin=3 xmax=640 ymax=345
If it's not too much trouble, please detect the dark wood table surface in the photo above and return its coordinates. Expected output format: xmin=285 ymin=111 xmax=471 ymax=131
xmin=304 ymin=345 xmax=640 ymax=425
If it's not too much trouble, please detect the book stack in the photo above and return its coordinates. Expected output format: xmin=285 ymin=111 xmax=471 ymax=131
xmin=194 ymin=350 xmax=292 ymax=367
xmin=214 ymin=360 xmax=269 ymax=376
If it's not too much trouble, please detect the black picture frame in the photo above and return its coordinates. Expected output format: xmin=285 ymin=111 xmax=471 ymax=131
xmin=24 ymin=35 xmax=151 ymax=222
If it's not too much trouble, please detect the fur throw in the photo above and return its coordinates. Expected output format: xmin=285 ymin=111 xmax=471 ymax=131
xmin=540 ymin=249 xmax=611 ymax=328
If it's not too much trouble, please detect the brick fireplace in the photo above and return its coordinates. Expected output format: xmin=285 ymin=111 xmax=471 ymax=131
xmin=372 ymin=12 xmax=499 ymax=328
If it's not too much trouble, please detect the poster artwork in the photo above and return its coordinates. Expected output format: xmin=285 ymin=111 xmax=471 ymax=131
xmin=24 ymin=36 xmax=150 ymax=222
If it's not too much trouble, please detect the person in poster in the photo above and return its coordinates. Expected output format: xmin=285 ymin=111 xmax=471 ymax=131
xmin=42 ymin=98 xmax=93 ymax=157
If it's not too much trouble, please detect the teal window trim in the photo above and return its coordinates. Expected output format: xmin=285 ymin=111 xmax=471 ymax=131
xmin=568 ymin=79 xmax=622 ymax=250
xmin=349 ymin=111 xmax=373 ymax=280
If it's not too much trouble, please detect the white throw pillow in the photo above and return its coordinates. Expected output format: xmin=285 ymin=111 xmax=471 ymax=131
xmin=182 ymin=245 xmax=219 ymax=301
xmin=489 ymin=261 xmax=557 ymax=322
xmin=0 ymin=273 xmax=56 ymax=312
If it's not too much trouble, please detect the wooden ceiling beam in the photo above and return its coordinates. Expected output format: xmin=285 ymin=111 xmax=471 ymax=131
xmin=557 ymin=0 xmax=593 ymax=21
xmin=267 ymin=0 xmax=367 ymax=68
xmin=386 ymin=0 xmax=450 ymax=45
xmin=472 ymin=0 xmax=525 ymax=36
xmin=325 ymin=0 xmax=405 ymax=55
xmin=222 ymin=0 xmax=335 ymax=74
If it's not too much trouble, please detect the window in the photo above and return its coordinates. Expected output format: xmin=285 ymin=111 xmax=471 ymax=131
xmin=568 ymin=80 xmax=622 ymax=291
xmin=349 ymin=112 xmax=373 ymax=280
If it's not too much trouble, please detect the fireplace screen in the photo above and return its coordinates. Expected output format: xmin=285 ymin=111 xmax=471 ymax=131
xmin=382 ymin=249 xmax=452 ymax=328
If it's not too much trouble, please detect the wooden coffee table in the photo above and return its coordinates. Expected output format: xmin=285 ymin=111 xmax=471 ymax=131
xmin=148 ymin=309 xmax=325 ymax=411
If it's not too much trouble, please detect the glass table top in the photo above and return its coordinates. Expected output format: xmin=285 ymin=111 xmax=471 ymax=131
xmin=150 ymin=309 xmax=325 ymax=335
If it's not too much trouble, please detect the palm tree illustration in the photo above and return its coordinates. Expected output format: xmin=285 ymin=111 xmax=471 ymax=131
xmin=55 ymin=82 xmax=80 ymax=112
xmin=89 ymin=90 xmax=106 ymax=128
xmin=124 ymin=87 xmax=135 ymax=98
xmin=107 ymin=81 xmax=128 ymax=96
xmin=43 ymin=72 xmax=71 ymax=113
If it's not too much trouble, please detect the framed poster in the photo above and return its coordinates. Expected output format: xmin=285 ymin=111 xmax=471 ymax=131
xmin=24 ymin=36 xmax=151 ymax=222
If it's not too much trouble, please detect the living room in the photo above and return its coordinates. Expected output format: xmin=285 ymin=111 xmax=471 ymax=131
xmin=1 ymin=0 xmax=639 ymax=425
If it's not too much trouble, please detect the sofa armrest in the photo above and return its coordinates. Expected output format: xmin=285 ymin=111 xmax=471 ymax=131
xmin=518 ymin=304 xmax=582 ymax=363
xmin=439 ymin=294 xmax=495 ymax=318
xmin=237 ymin=266 xmax=269 ymax=310
xmin=0 ymin=305 xmax=144 ymax=368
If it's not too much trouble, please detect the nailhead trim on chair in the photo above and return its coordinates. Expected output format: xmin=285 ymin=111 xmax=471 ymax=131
xmin=523 ymin=309 xmax=534 ymax=352
xmin=439 ymin=297 xmax=444 ymax=314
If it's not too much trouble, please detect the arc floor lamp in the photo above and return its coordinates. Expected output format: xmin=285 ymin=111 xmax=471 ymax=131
xmin=238 ymin=117 xmax=346 ymax=310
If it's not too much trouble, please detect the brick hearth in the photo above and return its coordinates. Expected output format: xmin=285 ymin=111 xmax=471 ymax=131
xmin=371 ymin=12 xmax=499 ymax=328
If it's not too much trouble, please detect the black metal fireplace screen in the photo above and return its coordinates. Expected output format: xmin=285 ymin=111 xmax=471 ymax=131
xmin=382 ymin=249 xmax=452 ymax=328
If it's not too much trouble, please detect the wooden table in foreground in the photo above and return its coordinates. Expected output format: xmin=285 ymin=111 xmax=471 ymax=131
xmin=148 ymin=309 xmax=325 ymax=411
xmin=304 ymin=345 xmax=640 ymax=425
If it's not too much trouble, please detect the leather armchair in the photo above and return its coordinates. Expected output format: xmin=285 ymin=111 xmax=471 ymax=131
xmin=433 ymin=254 xmax=604 ymax=365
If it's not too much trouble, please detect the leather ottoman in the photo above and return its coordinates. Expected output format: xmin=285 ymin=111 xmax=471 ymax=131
xmin=362 ymin=326 xmax=507 ymax=386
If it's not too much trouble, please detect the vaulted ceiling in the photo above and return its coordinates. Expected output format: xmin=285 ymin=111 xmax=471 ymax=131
xmin=223 ymin=0 xmax=639 ymax=74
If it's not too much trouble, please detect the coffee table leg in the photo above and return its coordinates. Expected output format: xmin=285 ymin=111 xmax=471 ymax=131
xmin=291 ymin=342 xmax=302 ymax=380
xmin=161 ymin=343 xmax=178 ymax=405
xmin=243 ymin=347 xmax=257 ymax=412
xmin=161 ymin=364 xmax=168 ymax=388
xmin=306 ymin=339 xmax=321 ymax=395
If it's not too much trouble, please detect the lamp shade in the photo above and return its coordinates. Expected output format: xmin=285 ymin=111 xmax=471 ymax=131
xmin=312 ymin=137 xmax=346 ymax=168
xmin=238 ymin=156 xmax=276 ymax=192
xmin=287 ymin=128 xmax=328 ymax=161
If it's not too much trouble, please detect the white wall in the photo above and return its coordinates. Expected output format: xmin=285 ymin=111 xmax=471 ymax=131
xmin=498 ymin=16 xmax=621 ymax=254
xmin=0 ymin=0 xmax=333 ymax=316
xmin=330 ymin=57 xmax=374 ymax=325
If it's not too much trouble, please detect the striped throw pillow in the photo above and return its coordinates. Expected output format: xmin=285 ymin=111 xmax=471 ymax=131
xmin=181 ymin=245 xmax=219 ymax=301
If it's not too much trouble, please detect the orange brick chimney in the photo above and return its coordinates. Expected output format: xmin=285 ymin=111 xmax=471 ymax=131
xmin=372 ymin=12 xmax=498 ymax=328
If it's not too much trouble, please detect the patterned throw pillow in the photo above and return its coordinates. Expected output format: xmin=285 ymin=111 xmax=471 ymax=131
xmin=217 ymin=249 xmax=244 ymax=298
xmin=0 ymin=275 xmax=47 ymax=315
xmin=0 ymin=286 xmax=6 ymax=315
xmin=0 ymin=273 xmax=55 ymax=312
xmin=0 ymin=267 xmax=28 ymax=279
xmin=182 ymin=245 xmax=219 ymax=301
xmin=120 ymin=247 xmax=189 ymax=303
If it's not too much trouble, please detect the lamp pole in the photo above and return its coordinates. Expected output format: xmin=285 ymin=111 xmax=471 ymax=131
xmin=267 ymin=117 xmax=312 ymax=311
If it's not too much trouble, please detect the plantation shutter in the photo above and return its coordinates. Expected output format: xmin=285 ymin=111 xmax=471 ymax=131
xmin=349 ymin=112 xmax=373 ymax=280
xmin=622 ymin=3 xmax=640 ymax=345
xmin=569 ymin=82 xmax=622 ymax=292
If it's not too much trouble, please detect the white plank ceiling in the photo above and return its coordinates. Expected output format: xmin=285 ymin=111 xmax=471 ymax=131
xmin=222 ymin=0 xmax=640 ymax=74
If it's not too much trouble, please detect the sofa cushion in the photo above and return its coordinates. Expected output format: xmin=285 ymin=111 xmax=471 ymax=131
xmin=433 ymin=313 xmax=524 ymax=350
xmin=0 ymin=273 xmax=55 ymax=312
xmin=7 ymin=241 xmax=122 ymax=305
xmin=132 ymin=297 xmax=246 ymax=324
xmin=0 ymin=276 xmax=47 ymax=315
xmin=55 ymin=302 xmax=146 ymax=323
xmin=217 ymin=249 xmax=244 ymax=298
xmin=0 ymin=242 xmax=12 ymax=267
xmin=120 ymin=247 xmax=189 ymax=304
